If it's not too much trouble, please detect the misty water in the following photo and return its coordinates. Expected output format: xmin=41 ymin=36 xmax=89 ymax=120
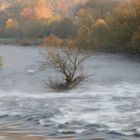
xmin=0 ymin=45 xmax=140 ymax=140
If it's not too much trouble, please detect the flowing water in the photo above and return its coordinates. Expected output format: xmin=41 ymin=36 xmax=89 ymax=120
xmin=0 ymin=45 xmax=140 ymax=140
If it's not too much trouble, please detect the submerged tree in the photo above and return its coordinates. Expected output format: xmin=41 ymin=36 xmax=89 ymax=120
xmin=43 ymin=35 xmax=91 ymax=91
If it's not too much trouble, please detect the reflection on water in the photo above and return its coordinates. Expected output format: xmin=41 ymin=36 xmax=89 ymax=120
xmin=0 ymin=45 xmax=140 ymax=140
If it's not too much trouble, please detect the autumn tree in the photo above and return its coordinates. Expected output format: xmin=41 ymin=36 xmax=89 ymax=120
xmin=35 ymin=0 xmax=53 ymax=19
xmin=75 ymin=7 xmax=97 ymax=50
xmin=108 ymin=0 xmax=140 ymax=53
xmin=75 ymin=3 xmax=110 ymax=51
xmin=43 ymin=35 xmax=91 ymax=90
xmin=74 ymin=0 xmax=140 ymax=54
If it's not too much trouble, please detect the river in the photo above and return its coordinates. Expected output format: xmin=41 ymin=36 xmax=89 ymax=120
xmin=0 ymin=45 xmax=140 ymax=140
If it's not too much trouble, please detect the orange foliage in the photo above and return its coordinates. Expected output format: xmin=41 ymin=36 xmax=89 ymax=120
xmin=35 ymin=0 xmax=53 ymax=19
xmin=132 ymin=28 xmax=140 ymax=41
xmin=44 ymin=35 xmax=64 ymax=48
xmin=93 ymin=19 xmax=108 ymax=30
xmin=113 ymin=0 xmax=140 ymax=25
xmin=0 ymin=2 xmax=9 ymax=11
xmin=66 ymin=40 xmax=74 ymax=49
xmin=43 ymin=36 xmax=75 ymax=55
xmin=20 ymin=7 xmax=34 ymax=18
xmin=6 ymin=18 xmax=14 ymax=28
xmin=130 ymin=0 xmax=140 ymax=6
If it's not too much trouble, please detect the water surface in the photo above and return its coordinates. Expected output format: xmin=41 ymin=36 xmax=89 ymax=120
xmin=0 ymin=45 xmax=140 ymax=140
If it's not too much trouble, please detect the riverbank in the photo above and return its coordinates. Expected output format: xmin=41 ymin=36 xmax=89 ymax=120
xmin=1 ymin=128 xmax=140 ymax=140
xmin=0 ymin=131 xmax=44 ymax=140
xmin=0 ymin=38 xmax=42 ymax=46
xmin=0 ymin=130 xmax=107 ymax=140
xmin=0 ymin=127 xmax=75 ymax=140
xmin=0 ymin=130 xmax=140 ymax=140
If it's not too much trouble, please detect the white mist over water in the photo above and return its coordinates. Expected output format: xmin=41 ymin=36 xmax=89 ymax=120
xmin=0 ymin=45 xmax=140 ymax=139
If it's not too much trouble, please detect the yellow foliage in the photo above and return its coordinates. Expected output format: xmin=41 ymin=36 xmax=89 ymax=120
xmin=94 ymin=19 xmax=108 ymax=27
xmin=77 ymin=8 xmax=96 ymax=27
xmin=43 ymin=35 xmax=64 ymax=48
xmin=20 ymin=7 xmax=34 ymax=18
xmin=44 ymin=36 xmax=76 ymax=57
xmin=132 ymin=29 xmax=140 ymax=42
xmin=113 ymin=6 xmax=128 ymax=17
xmin=113 ymin=2 xmax=140 ymax=19
xmin=6 ymin=18 xmax=14 ymax=29
xmin=77 ymin=27 xmax=88 ymax=41
xmin=66 ymin=40 xmax=74 ymax=49
xmin=0 ymin=2 xmax=9 ymax=11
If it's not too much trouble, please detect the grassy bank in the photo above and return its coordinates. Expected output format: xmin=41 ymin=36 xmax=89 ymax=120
xmin=0 ymin=38 xmax=43 ymax=46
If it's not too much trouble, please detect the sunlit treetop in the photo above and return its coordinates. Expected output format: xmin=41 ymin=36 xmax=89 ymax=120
xmin=35 ymin=0 xmax=53 ymax=19
xmin=0 ymin=1 xmax=9 ymax=11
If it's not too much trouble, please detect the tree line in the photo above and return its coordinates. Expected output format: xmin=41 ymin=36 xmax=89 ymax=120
xmin=0 ymin=0 xmax=140 ymax=54
xmin=75 ymin=0 xmax=140 ymax=55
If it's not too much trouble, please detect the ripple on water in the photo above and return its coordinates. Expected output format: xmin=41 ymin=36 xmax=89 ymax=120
xmin=0 ymin=82 xmax=140 ymax=137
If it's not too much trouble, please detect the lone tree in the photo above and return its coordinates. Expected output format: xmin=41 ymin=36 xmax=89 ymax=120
xmin=43 ymin=35 xmax=91 ymax=90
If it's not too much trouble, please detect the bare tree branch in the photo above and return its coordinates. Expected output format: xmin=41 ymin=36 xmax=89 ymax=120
xmin=43 ymin=35 xmax=91 ymax=91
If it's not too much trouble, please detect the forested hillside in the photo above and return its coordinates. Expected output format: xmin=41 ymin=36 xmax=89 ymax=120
xmin=0 ymin=0 xmax=86 ymax=38
xmin=0 ymin=0 xmax=140 ymax=54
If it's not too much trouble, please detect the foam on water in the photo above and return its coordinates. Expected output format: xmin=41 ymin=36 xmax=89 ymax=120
xmin=0 ymin=45 xmax=140 ymax=139
xmin=0 ymin=82 xmax=140 ymax=136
